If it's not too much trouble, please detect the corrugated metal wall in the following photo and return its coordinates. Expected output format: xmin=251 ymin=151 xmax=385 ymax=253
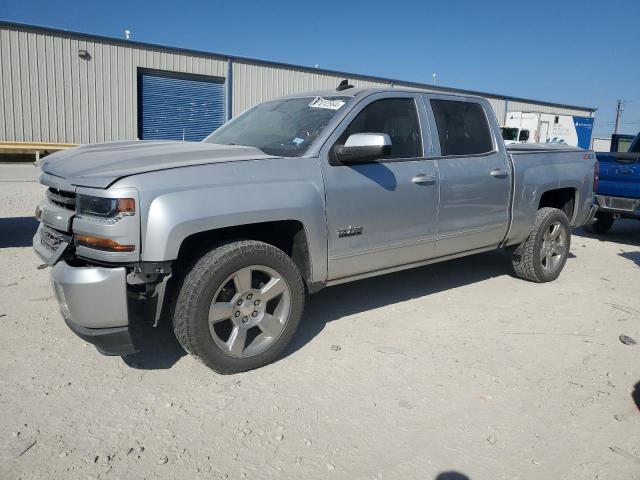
xmin=485 ymin=98 xmax=506 ymax=123
xmin=230 ymin=63 xmax=512 ymax=122
xmin=0 ymin=25 xmax=226 ymax=144
xmin=390 ymin=82 xmax=507 ymax=123
xmin=505 ymin=100 xmax=591 ymax=118
xmin=0 ymin=23 xmax=594 ymax=144
xmin=232 ymin=61 xmax=390 ymax=116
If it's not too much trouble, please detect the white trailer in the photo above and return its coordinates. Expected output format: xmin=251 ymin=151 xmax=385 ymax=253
xmin=590 ymin=137 xmax=612 ymax=152
xmin=502 ymin=112 xmax=594 ymax=149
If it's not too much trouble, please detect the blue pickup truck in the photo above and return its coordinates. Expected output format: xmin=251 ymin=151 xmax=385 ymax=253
xmin=586 ymin=132 xmax=640 ymax=234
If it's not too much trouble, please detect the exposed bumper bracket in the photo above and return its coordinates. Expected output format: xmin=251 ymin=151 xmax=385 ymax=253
xmin=152 ymin=273 xmax=172 ymax=327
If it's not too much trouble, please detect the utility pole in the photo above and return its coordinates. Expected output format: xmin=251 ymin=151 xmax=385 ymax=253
xmin=614 ymin=100 xmax=624 ymax=134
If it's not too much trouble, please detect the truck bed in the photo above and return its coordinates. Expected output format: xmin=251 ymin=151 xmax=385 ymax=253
xmin=506 ymin=145 xmax=596 ymax=245
xmin=506 ymin=143 xmax=584 ymax=153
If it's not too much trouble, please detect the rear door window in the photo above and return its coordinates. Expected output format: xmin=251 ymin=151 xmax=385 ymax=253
xmin=430 ymin=99 xmax=494 ymax=156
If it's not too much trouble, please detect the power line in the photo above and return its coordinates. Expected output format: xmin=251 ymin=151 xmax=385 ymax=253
xmin=596 ymin=120 xmax=640 ymax=126
xmin=597 ymin=122 xmax=640 ymax=126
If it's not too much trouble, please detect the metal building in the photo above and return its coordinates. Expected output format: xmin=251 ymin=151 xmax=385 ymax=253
xmin=0 ymin=21 xmax=596 ymax=146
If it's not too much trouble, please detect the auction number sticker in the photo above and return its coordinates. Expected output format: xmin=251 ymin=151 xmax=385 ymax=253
xmin=309 ymin=97 xmax=346 ymax=110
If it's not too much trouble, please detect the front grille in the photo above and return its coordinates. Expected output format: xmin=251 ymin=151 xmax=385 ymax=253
xmin=46 ymin=188 xmax=76 ymax=211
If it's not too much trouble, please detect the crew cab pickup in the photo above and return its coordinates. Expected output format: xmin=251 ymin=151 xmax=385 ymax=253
xmin=585 ymin=132 xmax=640 ymax=234
xmin=34 ymin=85 xmax=598 ymax=373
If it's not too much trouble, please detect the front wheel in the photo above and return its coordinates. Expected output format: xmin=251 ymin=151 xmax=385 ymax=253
xmin=512 ymin=207 xmax=571 ymax=283
xmin=173 ymin=240 xmax=305 ymax=374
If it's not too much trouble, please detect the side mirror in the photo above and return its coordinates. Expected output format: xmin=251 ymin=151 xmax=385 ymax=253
xmin=334 ymin=133 xmax=392 ymax=164
xmin=519 ymin=129 xmax=530 ymax=142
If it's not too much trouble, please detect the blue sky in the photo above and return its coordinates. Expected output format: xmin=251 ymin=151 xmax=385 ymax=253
xmin=2 ymin=0 xmax=639 ymax=137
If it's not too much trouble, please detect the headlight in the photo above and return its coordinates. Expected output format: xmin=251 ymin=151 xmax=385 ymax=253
xmin=76 ymin=195 xmax=135 ymax=222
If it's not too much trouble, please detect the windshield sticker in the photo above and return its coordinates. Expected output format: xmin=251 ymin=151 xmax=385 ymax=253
xmin=308 ymin=97 xmax=346 ymax=110
xmin=290 ymin=137 xmax=305 ymax=146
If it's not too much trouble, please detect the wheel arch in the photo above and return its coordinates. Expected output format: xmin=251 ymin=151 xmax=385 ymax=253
xmin=507 ymin=180 xmax=582 ymax=247
xmin=140 ymin=178 xmax=328 ymax=285
xmin=538 ymin=187 xmax=577 ymax=223
xmin=174 ymin=220 xmax=314 ymax=286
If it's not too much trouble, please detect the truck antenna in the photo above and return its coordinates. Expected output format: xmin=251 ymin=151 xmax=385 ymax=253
xmin=336 ymin=79 xmax=354 ymax=91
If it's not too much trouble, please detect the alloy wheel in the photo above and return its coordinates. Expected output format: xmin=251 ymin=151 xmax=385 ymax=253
xmin=540 ymin=221 xmax=568 ymax=273
xmin=208 ymin=265 xmax=291 ymax=358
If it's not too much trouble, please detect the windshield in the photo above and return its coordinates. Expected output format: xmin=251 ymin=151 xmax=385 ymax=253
xmin=204 ymin=96 xmax=350 ymax=157
xmin=501 ymin=127 xmax=519 ymax=141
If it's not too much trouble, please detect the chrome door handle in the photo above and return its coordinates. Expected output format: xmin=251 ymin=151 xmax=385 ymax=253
xmin=412 ymin=174 xmax=437 ymax=185
xmin=490 ymin=168 xmax=508 ymax=178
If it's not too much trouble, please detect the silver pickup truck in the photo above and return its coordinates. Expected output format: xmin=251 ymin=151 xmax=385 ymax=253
xmin=34 ymin=85 xmax=598 ymax=373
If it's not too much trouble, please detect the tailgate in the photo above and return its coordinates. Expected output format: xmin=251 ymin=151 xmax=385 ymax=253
xmin=597 ymin=152 xmax=640 ymax=198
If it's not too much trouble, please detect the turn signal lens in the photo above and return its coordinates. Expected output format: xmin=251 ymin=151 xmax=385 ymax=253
xmin=117 ymin=198 xmax=136 ymax=214
xmin=35 ymin=205 xmax=42 ymax=220
xmin=74 ymin=234 xmax=135 ymax=252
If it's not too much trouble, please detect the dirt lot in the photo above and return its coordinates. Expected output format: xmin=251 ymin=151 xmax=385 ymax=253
xmin=0 ymin=164 xmax=639 ymax=480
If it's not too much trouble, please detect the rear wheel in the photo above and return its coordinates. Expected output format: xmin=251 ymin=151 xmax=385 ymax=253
xmin=583 ymin=212 xmax=614 ymax=235
xmin=512 ymin=207 xmax=571 ymax=283
xmin=173 ymin=240 xmax=305 ymax=374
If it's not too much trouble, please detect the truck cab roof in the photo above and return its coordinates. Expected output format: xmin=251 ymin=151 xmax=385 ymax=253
xmin=281 ymin=86 xmax=487 ymax=104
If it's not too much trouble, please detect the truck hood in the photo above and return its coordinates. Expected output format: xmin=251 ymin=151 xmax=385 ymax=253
xmin=39 ymin=140 xmax=276 ymax=189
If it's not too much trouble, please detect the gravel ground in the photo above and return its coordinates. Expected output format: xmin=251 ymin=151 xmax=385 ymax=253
xmin=0 ymin=164 xmax=639 ymax=480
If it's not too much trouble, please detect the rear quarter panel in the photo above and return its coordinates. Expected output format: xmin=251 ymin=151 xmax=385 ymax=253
xmin=507 ymin=149 xmax=596 ymax=245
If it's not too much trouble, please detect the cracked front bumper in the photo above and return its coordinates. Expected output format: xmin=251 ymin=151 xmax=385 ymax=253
xmin=51 ymin=261 xmax=136 ymax=355
xmin=63 ymin=317 xmax=135 ymax=356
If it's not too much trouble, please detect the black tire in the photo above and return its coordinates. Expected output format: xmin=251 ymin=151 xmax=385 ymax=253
xmin=583 ymin=212 xmax=614 ymax=235
xmin=173 ymin=240 xmax=305 ymax=374
xmin=512 ymin=207 xmax=571 ymax=283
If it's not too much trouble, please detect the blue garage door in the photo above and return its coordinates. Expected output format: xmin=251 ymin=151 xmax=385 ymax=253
xmin=138 ymin=70 xmax=225 ymax=141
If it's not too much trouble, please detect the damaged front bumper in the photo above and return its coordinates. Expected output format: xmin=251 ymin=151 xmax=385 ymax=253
xmin=32 ymin=186 xmax=146 ymax=356
xmin=63 ymin=316 xmax=134 ymax=356
xmin=51 ymin=260 xmax=136 ymax=356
